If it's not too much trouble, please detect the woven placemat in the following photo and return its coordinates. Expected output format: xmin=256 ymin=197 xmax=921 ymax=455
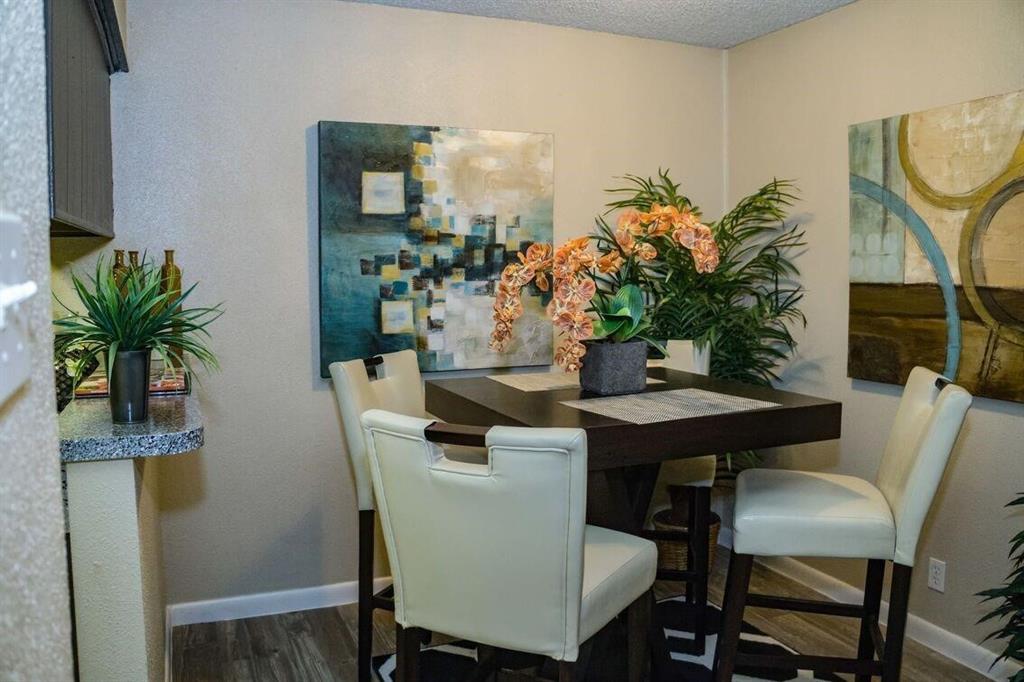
xmin=561 ymin=388 xmax=780 ymax=424
xmin=488 ymin=372 xmax=664 ymax=392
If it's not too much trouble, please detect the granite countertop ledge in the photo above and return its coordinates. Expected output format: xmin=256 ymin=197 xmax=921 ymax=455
xmin=60 ymin=392 xmax=204 ymax=463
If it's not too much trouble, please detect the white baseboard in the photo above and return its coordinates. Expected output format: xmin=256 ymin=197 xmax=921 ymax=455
xmin=166 ymin=576 xmax=392 ymax=627
xmin=757 ymin=555 xmax=1020 ymax=681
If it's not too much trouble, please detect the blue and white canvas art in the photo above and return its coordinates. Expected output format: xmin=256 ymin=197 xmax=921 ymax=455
xmin=318 ymin=121 xmax=554 ymax=375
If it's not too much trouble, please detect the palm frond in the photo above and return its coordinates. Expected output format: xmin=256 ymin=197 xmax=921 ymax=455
xmin=645 ymin=179 xmax=805 ymax=387
xmin=977 ymin=492 xmax=1024 ymax=672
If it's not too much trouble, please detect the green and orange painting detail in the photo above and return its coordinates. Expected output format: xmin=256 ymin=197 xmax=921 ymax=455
xmin=848 ymin=90 xmax=1024 ymax=402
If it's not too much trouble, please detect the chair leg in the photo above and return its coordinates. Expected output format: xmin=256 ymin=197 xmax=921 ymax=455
xmin=627 ymin=590 xmax=652 ymax=682
xmin=713 ymin=552 xmax=753 ymax=682
xmin=467 ymin=645 xmax=498 ymax=682
xmin=648 ymin=580 xmax=670 ymax=682
xmin=882 ymin=563 xmax=913 ymax=682
xmin=856 ymin=559 xmax=886 ymax=682
xmin=683 ymin=486 xmax=696 ymax=602
xmin=688 ymin=486 xmax=711 ymax=655
xmin=717 ymin=545 xmax=737 ymax=625
xmin=396 ymin=624 xmax=422 ymax=682
xmin=357 ymin=509 xmax=375 ymax=682
xmin=558 ymin=660 xmax=577 ymax=682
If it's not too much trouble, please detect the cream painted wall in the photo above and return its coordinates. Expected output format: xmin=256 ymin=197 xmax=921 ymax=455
xmin=727 ymin=0 xmax=1024 ymax=649
xmin=52 ymin=0 xmax=725 ymax=604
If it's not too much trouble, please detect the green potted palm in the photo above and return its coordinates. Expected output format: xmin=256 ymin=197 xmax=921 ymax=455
xmin=606 ymin=172 xmax=806 ymax=386
xmin=978 ymin=493 xmax=1024 ymax=681
xmin=55 ymin=255 xmax=222 ymax=423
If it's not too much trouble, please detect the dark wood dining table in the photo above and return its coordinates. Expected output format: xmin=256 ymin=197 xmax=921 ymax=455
xmin=424 ymin=366 xmax=842 ymax=535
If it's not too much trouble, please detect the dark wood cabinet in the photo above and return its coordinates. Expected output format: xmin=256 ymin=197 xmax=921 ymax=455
xmin=47 ymin=0 xmax=127 ymax=238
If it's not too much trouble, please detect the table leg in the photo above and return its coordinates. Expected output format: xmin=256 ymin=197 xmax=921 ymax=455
xmin=585 ymin=471 xmax=614 ymax=530
xmin=586 ymin=469 xmax=632 ymax=532
xmin=625 ymin=463 xmax=661 ymax=530
xmin=586 ymin=464 xmax=661 ymax=533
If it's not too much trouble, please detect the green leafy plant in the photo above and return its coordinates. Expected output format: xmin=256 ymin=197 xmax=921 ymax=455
xmin=590 ymin=284 xmax=664 ymax=352
xmin=605 ymin=169 xmax=701 ymax=216
xmin=54 ymin=255 xmax=223 ymax=385
xmin=610 ymin=172 xmax=806 ymax=386
xmin=978 ymin=493 xmax=1024 ymax=681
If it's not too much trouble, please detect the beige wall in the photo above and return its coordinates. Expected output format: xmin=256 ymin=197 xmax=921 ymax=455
xmin=0 ymin=0 xmax=73 ymax=679
xmin=727 ymin=0 xmax=1024 ymax=648
xmin=52 ymin=0 xmax=725 ymax=604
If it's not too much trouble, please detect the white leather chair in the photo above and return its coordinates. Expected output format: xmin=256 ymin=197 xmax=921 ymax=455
xmin=331 ymin=350 xmax=485 ymax=682
xmin=361 ymin=409 xmax=658 ymax=682
xmin=714 ymin=367 xmax=972 ymax=682
xmin=330 ymin=350 xmax=423 ymax=682
xmin=644 ymin=339 xmax=717 ymax=654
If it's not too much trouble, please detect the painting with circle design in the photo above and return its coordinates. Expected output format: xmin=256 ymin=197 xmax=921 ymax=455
xmin=848 ymin=90 xmax=1023 ymax=402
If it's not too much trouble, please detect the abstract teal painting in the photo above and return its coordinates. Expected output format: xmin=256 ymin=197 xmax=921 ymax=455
xmin=848 ymin=90 xmax=1024 ymax=402
xmin=318 ymin=121 xmax=554 ymax=375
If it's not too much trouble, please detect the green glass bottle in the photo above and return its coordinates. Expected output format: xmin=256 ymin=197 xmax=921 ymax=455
xmin=112 ymin=249 xmax=129 ymax=290
xmin=160 ymin=250 xmax=183 ymax=367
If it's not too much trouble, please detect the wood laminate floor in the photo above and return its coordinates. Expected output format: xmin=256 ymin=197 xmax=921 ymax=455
xmin=172 ymin=551 xmax=988 ymax=681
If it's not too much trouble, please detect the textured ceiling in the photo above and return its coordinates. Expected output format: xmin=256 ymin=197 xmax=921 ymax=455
xmin=347 ymin=0 xmax=855 ymax=48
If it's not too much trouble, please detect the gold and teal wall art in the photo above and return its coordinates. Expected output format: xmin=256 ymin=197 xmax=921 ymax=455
xmin=318 ymin=121 xmax=554 ymax=374
xmin=848 ymin=90 xmax=1023 ymax=402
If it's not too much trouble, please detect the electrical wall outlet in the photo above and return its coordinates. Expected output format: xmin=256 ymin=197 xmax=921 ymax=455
xmin=927 ymin=557 xmax=946 ymax=593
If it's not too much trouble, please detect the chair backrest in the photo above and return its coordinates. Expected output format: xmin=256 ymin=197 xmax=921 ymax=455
xmin=361 ymin=409 xmax=589 ymax=661
xmin=329 ymin=350 xmax=424 ymax=510
xmin=874 ymin=366 xmax=972 ymax=566
xmin=663 ymin=339 xmax=710 ymax=375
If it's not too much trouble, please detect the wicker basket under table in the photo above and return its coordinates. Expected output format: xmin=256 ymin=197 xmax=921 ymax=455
xmin=651 ymin=507 xmax=721 ymax=573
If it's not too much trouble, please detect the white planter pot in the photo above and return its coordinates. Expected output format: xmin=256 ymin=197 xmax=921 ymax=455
xmin=664 ymin=339 xmax=710 ymax=376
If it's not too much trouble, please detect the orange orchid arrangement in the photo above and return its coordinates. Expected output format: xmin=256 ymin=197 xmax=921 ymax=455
xmin=608 ymin=203 xmax=720 ymax=274
xmin=490 ymin=183 xmax=719 ymax=371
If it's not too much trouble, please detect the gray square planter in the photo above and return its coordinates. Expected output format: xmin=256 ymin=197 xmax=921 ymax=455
xmin=579 ymin=339 xmax=648 ymax=396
